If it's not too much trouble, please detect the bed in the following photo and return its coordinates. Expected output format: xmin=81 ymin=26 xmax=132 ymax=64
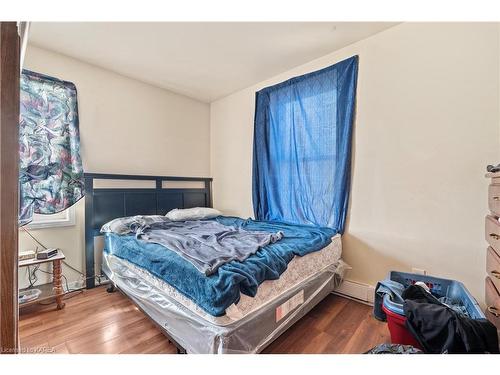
xmin=84 ymin=173 xmax=348 ymax=353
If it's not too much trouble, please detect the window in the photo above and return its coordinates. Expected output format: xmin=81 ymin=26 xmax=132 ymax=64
xmin=252 ymin=56 xmax=358 ymax=230
xmin=25 ymin=206 xmax=75 ymax=230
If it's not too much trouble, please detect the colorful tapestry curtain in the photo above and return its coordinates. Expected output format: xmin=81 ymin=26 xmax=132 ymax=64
xmin=19 ymin=70 xmax=84 ymax=225
xmin=252 ymin=56 xmax=358 ymax=232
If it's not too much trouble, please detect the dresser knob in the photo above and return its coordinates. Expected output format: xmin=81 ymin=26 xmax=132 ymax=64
xmin=489 ymin=233 xmax=500 ymax=240
xmin=487 ymin=306 xmax=500 ymax=318
xmin=492 ymin=270 xmax=500 ymax=279
xmin=493 ymin=196 xmax=500 ymax=201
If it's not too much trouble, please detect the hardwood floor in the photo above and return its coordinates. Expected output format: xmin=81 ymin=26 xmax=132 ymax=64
xmin=19 ymin=286 xmax=390 ymax=354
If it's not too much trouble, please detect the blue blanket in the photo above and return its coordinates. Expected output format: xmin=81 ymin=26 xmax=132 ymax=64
xmin=104 ymin=216 xmax=337 ymax=316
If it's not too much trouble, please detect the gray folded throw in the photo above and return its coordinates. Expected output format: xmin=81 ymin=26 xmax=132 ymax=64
xmin=136 ymin=219 xmax=284 ymax=275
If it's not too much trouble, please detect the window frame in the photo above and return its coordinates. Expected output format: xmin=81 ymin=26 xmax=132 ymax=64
xmin=25 ymin=206 xmax=76 ymax=230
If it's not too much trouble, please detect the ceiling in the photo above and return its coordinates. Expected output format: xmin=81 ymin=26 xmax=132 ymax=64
xmin=28 ymin=22 xmax=397 ymax=103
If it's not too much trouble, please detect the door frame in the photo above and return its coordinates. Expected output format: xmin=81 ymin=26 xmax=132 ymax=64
xmin=0 ymin=21 xmax=20 ymax=354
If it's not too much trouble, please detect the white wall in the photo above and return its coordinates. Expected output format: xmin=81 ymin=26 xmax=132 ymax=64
xmin=19 ymin=45 xmax=211 ymax=289
xmin=210 ymin=23 xmax=500 ymax=304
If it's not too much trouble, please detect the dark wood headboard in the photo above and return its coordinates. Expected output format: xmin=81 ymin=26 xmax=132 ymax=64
xmin=84 ymin=172 xmax=213 ymax=288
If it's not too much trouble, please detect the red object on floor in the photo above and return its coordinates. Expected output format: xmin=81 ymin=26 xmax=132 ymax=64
xmin=382 ymin=304 xmax=423 ymax=350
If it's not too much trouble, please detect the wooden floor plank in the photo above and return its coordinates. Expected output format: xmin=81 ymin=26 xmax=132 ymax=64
xmin=19 ymin=286 xmax=391 ymax=354
xmin=320 ymin=300 xmax=375 ymax=353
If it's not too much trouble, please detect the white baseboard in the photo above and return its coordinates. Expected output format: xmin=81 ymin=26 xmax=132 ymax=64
xmin=333 ymin=279 xmax=375 ymax=305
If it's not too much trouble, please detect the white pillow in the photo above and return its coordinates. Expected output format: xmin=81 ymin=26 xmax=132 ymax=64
xmin=165 ymin=207 xmax=222 ymax=221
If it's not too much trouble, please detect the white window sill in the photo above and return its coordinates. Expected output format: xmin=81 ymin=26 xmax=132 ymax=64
xmin=24 ymin=207 xmax=76 ymax=230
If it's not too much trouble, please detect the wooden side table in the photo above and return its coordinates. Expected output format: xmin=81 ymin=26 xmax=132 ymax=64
xmin=19 ymin=250 xmax=66 ymax=310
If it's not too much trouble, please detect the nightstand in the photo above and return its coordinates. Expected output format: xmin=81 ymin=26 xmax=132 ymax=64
xmin=19 ymin=250 xmax=66 ymax=310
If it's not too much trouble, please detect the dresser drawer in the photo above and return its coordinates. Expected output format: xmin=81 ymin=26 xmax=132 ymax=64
xmin=485 ymin=215 xmax=500 ymax=253
xmin=487 ymin=246 xmax=500 ymax=293
xmin=485 ymin=277 xmax=500 ymax=329
xmin=489 ymin=184 xmax=500 ymax=217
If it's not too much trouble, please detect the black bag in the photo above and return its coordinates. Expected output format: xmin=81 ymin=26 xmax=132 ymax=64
xmin=403 ymin=285 xmax=499 ymax=354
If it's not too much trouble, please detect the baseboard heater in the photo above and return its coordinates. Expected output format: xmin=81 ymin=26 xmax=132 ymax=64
xmin=333 ymin=279 xmax=375 ymax=305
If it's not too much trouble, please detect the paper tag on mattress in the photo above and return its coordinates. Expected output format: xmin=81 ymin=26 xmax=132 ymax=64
xmin=275 ymin=290 xmax=304 ymax=322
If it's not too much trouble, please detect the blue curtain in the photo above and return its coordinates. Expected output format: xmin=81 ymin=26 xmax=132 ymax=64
xmin=19 ymin=70 xmax=84 ymax=225
xmin=252 ymin=56 xmax=358 ymax=232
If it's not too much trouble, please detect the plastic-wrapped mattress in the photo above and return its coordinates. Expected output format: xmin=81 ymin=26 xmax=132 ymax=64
xmin=102 ymin=235 xmax=347 ymax=353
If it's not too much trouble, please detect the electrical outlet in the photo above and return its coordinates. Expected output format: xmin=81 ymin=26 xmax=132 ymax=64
xmin=412 ymin=268 xmax=427 ymax=275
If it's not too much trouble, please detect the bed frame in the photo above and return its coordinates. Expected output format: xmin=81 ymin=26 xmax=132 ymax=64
xmin=84 ymin=172 xmax=213 ymax=289
xmin=84 ymin=172 xmax=213 ymax=353
xmin=83 ymin=172 xmax=342 ymax=354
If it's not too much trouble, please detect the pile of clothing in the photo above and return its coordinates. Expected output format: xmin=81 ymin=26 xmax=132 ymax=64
xmin=487 ymin=164 xmax=500 ymax=173
xmin=366 ymin=343 xmax=423 ymax=354
xmin=375 ymin=281 xmax=499 ymax=354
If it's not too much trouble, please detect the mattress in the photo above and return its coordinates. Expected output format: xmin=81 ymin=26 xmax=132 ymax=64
xmin=103 ymin=216 xmax=337 ymax=316
xmin=103 ymin=234 xmax=343 ymax=326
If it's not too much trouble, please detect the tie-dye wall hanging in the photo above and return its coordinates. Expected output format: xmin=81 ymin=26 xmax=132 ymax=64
xmin=19 ymin=70 xmax=84 ymax=226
